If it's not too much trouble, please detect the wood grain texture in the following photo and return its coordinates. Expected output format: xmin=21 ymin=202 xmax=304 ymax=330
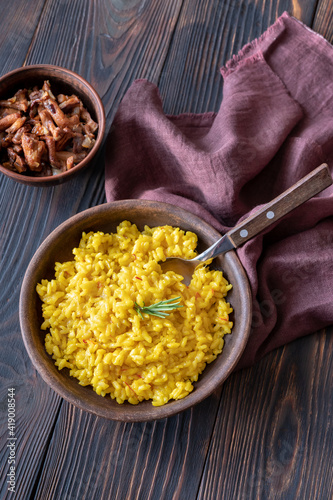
xmin=33 ymin=392 xmax=222 ymax=500
xmin=197 ymin=330 xmax=333 ymax=500
xmin=158 ymin=0 xmax=319 ymax=115
xmin=0 ymin=0 xmax=46 ymax=77
xmin=24 ymin=0 xmax=183 ymax=123
xmin=0 ymin=179 xmax=64 ymax=499
xmin=312 ymin=0 xmax=333 ymax=42
xmin=0 ymin=4 xmax=66 ymax=497
xmin=0 ymin=0 xmax=332 ymax=498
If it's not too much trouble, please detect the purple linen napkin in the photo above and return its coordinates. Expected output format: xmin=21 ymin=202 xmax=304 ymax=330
xmin=105 ymin=12 xmax=333 ymax=369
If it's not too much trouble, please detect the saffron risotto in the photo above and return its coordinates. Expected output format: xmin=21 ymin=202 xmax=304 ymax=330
xmin=36 ymin=221 xmax=233 ymax=406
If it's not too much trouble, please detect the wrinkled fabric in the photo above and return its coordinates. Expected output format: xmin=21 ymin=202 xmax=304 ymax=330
xmin=105 ymin=12 xmax=333 ymax=369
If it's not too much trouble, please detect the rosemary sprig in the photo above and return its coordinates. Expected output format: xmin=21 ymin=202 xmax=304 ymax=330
xmin=134 ymin=297 xmax=183 ymax=319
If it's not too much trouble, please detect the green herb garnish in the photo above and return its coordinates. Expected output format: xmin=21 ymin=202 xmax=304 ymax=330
xmin=134 ymin=297 xmax=183 ymax=319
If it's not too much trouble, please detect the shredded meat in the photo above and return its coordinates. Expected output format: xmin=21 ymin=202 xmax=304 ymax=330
xmin=21 ymin=133 xmax=45 ymax=171
xmin=55 ymin=126 xmax=75 ymax=151
xmin=12 ymin=123 xmax=31 ymax=145
xmin=5 ymin=116 xmax=26 ymax=135
xmin=80 ymin=107 xmax=98 ymax=134
xmin=0 ymin=80 xmax=98 ymax=176
xmin=38 ymin=109 xmax=63 ymax=141
xmin=0 ymin=89 xmax=29 ymax=113
xmin=7 ymin=147 xmax=27 ymax=173
xmin=0 ymin=112 xmax=22 ymax=132
xmin=45 ymin=136 xmax=62 ymax=169
xmin=43 ymin=98 xmax=71 ymax=128
xmin=58 ymin=95 xmax=80 ymax=113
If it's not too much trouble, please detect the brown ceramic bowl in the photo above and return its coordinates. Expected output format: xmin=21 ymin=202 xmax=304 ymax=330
xmin=0 ymin=64 xmax=105 ymax=186
xmin=19 ymin=200 xmax=252 ymax=421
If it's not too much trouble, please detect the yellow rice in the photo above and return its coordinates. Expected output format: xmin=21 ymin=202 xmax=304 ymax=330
xmin=36 ymin=221 xmax=233 ymax=406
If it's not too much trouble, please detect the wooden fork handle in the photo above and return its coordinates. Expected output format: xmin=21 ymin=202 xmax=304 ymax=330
xmin=228 ymin=163 xmax=332 ymax=248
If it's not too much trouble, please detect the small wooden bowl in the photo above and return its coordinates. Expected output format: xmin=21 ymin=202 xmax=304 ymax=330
xmin=19 ymin=200 xmax=252 ymax=421
xmin=0 ymin=65 xmax=105 ymax=186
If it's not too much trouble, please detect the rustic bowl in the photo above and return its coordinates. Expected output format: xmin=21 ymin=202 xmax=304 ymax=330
xmin=19 ymin=200 xmax=252 ymax=421
xmin=0 ymin=64 xmax=105 ymax=186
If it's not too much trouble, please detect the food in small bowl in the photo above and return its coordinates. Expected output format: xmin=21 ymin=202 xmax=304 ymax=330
xmin=0 ymin=65 xmax=105 ymax=186
xmin=20 ymin=200 xmax=251 ymax=421
xmin=36 ymin=222 xmax=234 ymax=407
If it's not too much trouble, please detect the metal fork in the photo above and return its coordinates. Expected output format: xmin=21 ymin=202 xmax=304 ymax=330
xmin=159 ymin=164 xmax=332 ymax=285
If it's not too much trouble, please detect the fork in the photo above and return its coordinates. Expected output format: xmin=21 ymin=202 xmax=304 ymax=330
xmin=159 ymin=163 xmax=332 ymax=285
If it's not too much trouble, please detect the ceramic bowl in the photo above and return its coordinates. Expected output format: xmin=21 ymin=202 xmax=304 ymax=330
xmin=19 ymin=200 xmax=252 ymax=421
xmin=0 ymin=64 xmax=105 ymax=186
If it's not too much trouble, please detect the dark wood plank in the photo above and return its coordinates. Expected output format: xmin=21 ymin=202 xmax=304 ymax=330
xmin=311 ymin=0 xmax=333 ymax=42
xmin=20 ymin=0 xmax=188 ymax=215
xmin=8 ymin=1 xmax=225 ymax=498
xmin=0 ymin=3 xmax=63 ymax=499
xmin=33 ymin=393 xmax=221 ymax=500
xmin=0 ymin=0 xmax=46 ymax=76
xmin=1 ymin=1 xmax=332 ymax=499
xmin=197 ymin=329 xmax=333 ymax=499
xmin=158 ymin=0 xmax=319 ymax=115
xmin=0 ymin=178 xmax=65 ymax=499
xmin=25 ymin=0 xmax=184 ymax=122
xmin=157 ymin=1 xmax=333 ymax=498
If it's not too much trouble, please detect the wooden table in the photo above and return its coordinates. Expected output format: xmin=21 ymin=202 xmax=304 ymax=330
xmin=1 ymin=2 xmax=332 ymax=499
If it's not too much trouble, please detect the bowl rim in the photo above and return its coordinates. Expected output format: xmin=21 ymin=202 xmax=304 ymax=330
xmin=19 ymin=200 xmax=252 ymax=421
xmin=0 ymin=64 xmax=105 ymax=185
